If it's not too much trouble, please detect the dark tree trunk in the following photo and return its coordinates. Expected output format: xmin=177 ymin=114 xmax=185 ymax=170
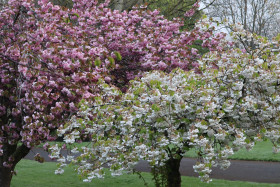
xmin=165 ymin=156 xmax=182 ymax=187
xmin=0 ymin=165 xmax=13 ymax=187
xmin=0 ymin=144 xmax=30 ymax=187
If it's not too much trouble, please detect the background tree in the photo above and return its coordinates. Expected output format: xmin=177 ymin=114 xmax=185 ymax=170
xmin=99 ymin=0 xmax=202 ymax=30
xmin=106 ymin=0 xmax=143 ymax=11
xmin=50 ymin=0 xmax=73 ymax=7
xmin=146 ymin=0 xmax=201 ymax=30
xmin=205 ymin=0 xmax=280 ymax=47
xmin=0 ymin=0 xmax=8 ymax=8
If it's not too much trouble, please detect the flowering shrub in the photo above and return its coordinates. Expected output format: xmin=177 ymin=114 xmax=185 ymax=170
xmin=0 ymin=0 xmax=224 ymax=186
xmin=54 ymin=25 xmax=280 ymax=186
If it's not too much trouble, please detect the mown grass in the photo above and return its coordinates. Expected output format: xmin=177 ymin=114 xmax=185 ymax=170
xmin=11 ymin=159 xmax=280 ymax=187
xmin=185 ymin=141 xmax=280 ymax=161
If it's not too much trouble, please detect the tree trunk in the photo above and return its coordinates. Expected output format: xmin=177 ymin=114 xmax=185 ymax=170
xmin=0 ymin=144 xmax=30 ymax=187
xmin=164 ymin=157 xmax=182 ymax=187
xmin=0 ymin=165 xmax=13 ymax=187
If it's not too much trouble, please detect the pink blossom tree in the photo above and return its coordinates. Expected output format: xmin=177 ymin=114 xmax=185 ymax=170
xmin=0 ymin=0 xmax=223 ymax=186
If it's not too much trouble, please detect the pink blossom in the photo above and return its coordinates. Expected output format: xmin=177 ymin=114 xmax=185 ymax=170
xmin=104 ymin=76 xmax=111 ymax=82
xmin=3 ymin=162 xmax=12 ymax=168
xmin=83 ymin=92 xmax=93 ymax=99
xmin=191 ymin=48 xmax=198 ymax=56
xmin=193 ymin=2 xmax=200 ymax=8
xmin=69 ymin=102 xmax=76 ymax=111
xmin=158 ymin=61 xmax=168 ymax=70
xmin=185 ymin=9 xmax=195 ymax=17
xmin=0 ymin=105 xmax=6 ymax=116
xmin=43 ymin=143 xmax=50 ymax=151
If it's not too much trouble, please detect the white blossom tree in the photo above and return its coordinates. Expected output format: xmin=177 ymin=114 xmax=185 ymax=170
xmin=51 ymin=23 xmax=280 ymax=187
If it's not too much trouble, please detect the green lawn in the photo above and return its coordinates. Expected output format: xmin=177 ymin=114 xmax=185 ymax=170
xmin=185 ymin=141 xmax=280 ymax=162
xmin=11 ymin=159 xmax=280 ymax=187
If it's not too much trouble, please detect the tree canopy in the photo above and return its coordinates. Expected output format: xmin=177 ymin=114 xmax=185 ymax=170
xmin=1 ymin=0 xmax=280 ymax=187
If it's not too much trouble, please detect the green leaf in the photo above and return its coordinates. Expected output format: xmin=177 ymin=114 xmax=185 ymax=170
xmin=73 ymin=13 xmax=79 ymax=18
xmin=262 ymin=62 xmax=268 ymax=69
xmin=114 ymin=51 xmax=122 ymax=61
xmin=180 ymin=103 xmax=186 ymax=109
xmin=262 ymin=55 xmax=267 ymax=60
xmin=169 ymin=90 xmax=175 ymax=96
xmin=120 ymin=154 xmax=125 ymax=160
xmin=156 ymin=117 xmax=164 ymax=123
xmin=94 ymin=58 xmax=102 ymax=67
xmin=63 ymin=17 xmax=70 ymax=23
xmin=276 ymin=33 xmax=280 ymax=41
xmin=152 ymin=104 xmax=160 ymax=111
xmin=253 ymin=72 xmax=259 ymax=78
xmin=108 ymin=56 xmax=115 ymax=67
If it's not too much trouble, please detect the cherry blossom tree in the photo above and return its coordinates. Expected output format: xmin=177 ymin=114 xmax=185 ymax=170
xmin=0 ymin=0 xmax=222 ymax=186
xmin=54 ymin=23 xmax=280 ymax=187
